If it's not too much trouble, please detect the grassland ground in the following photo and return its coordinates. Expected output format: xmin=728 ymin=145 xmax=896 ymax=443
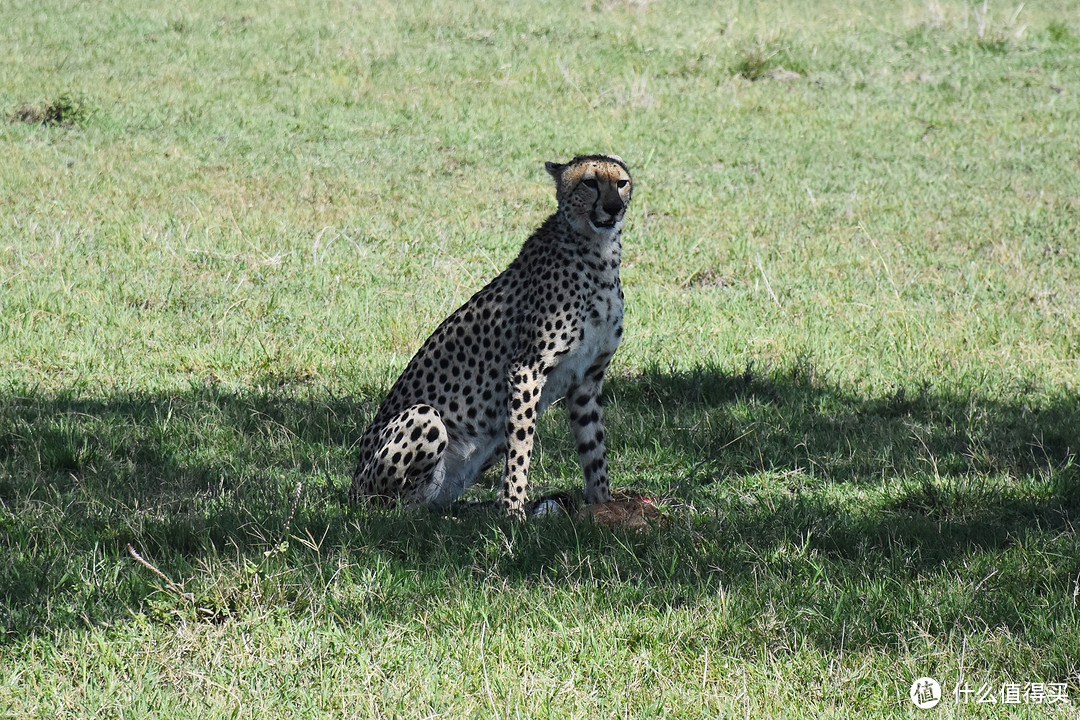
xmin=2 ymin=0 xmax=1079 ymax=717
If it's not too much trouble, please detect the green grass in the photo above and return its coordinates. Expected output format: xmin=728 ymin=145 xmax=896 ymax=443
xmin=2 ymin=0 xmax=1080 ymax=716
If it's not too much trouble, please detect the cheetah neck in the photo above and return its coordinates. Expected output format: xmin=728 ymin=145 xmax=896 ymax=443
xmin=575 ymin=224 xmax=622 ymax=287
xmin=524 ymin=213 xmax=624 ymax=289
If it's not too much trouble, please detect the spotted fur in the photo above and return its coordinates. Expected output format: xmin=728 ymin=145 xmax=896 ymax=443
xmin=350 ymin=154 xmax=633 ymax=517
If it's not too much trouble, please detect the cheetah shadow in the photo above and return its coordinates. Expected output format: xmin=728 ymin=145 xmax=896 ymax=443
xmin=1 ymin=364 xmax=1077 ymax=644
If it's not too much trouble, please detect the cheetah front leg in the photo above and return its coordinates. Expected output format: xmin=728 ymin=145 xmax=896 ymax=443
xmin=567 ymin=355 xmax=614 ymax=505
xmin=499 ymin=364 xmax=545 ymax=517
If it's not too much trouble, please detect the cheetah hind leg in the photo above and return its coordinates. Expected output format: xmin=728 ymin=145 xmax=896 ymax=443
xmin=351 ymin=404 xmax=449 ymax=507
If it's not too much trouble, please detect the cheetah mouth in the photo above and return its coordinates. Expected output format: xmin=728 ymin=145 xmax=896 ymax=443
xmin=590 ymin=216 xmax=619 ymax=230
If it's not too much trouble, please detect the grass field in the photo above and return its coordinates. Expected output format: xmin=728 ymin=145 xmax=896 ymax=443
xmin=2 ymin=0 xmax=1079 ymax=716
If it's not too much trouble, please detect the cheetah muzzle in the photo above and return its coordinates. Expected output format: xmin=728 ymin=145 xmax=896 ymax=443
xmin=350 ymin=154 xmax=633 ymax=518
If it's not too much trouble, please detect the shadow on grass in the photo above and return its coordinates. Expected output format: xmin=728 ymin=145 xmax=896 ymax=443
xmin=1 ymin=363 xmax=1077 ymax=655
xmin=612 ymin=362 xmax=1078 ymax=485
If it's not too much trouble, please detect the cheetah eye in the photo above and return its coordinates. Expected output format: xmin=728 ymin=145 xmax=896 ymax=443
xmin=617 ymin=179 xmax=629 ymax=189
xmin=582 ymin=178 xmax=599 ymax=190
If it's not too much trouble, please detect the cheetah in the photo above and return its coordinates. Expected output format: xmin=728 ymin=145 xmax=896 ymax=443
xmin=350 ymin=154 xmax=633 ymax=517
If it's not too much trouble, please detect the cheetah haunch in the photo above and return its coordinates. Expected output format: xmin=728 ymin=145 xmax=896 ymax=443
xmin=351 ymin=154 xmax=633 ymax=517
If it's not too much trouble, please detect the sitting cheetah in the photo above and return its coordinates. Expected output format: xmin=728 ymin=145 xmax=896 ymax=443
xmin=350 ymin=154 xmax=633 ymax=517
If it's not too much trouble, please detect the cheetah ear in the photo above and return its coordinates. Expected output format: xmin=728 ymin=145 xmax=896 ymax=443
xmin=544 ymin=161 xmax=566 ymax=181
xmin=606 ymin=154 xmax=625 ymax=165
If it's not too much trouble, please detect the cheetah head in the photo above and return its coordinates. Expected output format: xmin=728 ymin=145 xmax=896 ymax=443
xmin=545 ymin=154 xmax=632 ymax=237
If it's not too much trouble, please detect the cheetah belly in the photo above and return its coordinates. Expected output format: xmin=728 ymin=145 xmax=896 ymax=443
xmin=539 ymin=290 xmax=623 ymax=413
xmin=423 ymin=430 xmax=505 ymax=508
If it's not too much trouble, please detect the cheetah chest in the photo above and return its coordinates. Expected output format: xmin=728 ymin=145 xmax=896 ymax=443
xmin=539 ymin=283 xmax=623 ymax=412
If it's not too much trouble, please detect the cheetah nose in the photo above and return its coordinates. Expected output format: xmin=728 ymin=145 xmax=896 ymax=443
xmin=602 ymin=199 xmax=624 ymax=216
